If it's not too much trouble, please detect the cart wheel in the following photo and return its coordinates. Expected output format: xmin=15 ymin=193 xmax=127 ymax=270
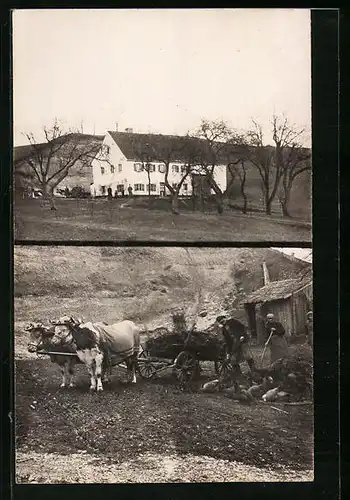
xmin=218 ymin=358 xmax=236 ymax=381
xmin=137 ymin=348 xmax=157 ymax=379
xmin=173 ymin=351 xmax=198 ymax=384
xmin=215 ymin=345 xmax=229 ymax=375
xmin=214 ymin=360 xmax=224 ymax=375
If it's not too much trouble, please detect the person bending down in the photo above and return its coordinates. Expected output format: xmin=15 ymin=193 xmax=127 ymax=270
xmin=216 ymin=315 xmax=254 ymax=370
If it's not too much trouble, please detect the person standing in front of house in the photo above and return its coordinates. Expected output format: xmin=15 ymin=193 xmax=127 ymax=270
xmin=264 ymin=313 xmax=289 ymax=365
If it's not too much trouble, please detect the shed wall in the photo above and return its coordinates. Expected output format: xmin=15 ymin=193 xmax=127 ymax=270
xmin=293 ymin=290 xmax=310 ymax=334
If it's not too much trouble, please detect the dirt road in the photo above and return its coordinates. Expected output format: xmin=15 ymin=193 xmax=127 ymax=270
xmin=16 ymin=450 xmax=313 ymax=483
xmin=15 ymin=355 xmax=314 ymax=484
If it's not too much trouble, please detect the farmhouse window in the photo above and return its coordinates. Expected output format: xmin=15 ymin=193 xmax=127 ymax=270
xmin=134 ymin=163 xmax=142 ymax=172
xmin=102 ymin=145 xmax=110 ymax=155
xmin=158 ymin=164 xmax=166 ymax=173
xmin=148 ymin=164 xmax=156 ymax=172
xmin=134 ymin=183 xmax=145 ymax=192
xmin=183 ymin=183 xmax=188 ymax=191
xmin=100 ymin=166 xmax=105 ymax=175
xmin=116 ymin=184 xmax=124 ymax=192
xmin=150 ymin=183 xmax=157 ymax=192
xmin=101 ymin=186 xmax=106 ymax=195
xmin=172 ymin=164 xmax=179 ymax=173
xmin=110 ymin=165 xmax=115 ymax=174
xmin=172 ymin=182 xmax=178 ymax=189
xmin=118 ymin=164 xmax=123 ymax=172
xmin=181 ymin=165 xmax=187 ymax=173
xmin=160 ymin=182 xmax=165 ymax=188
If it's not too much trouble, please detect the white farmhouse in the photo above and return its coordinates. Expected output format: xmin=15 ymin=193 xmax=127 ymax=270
xmin=90 ymin=130 xmax=227 ymax=197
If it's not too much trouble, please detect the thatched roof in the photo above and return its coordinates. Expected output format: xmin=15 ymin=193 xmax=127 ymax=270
xmin=243 ymin=278 xmax=312 ymax=305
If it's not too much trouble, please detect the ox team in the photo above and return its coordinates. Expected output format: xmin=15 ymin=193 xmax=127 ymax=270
xmin=26 ymin=314 xmax=287 ymax=390
xmin=27 ymin=316 xmax=140 ymax=392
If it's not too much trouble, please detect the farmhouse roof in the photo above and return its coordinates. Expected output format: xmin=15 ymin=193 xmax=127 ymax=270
xmin=107 ymin=130 xmax=242 ymax=163
xmin=243 ymin=278 xmax=312 ymax=305
xmin=108 ymin=131 xmax=195 ymax=162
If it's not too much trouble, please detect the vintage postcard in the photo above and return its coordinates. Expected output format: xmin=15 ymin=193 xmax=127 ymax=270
xmin=13 ymin=9 xmax=312 ymax=242
xmin=14 ymin=245 xmax=313 ymax=483
xmin=12 ymin=7 xmax=316 ymax=488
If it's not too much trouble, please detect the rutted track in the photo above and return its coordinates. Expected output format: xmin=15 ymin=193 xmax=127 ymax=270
xmin=15 ymin=358 xmax=314 ymax=483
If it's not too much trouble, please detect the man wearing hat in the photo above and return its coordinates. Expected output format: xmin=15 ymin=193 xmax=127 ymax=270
xmin=264 ymin=313 xmax=289 ymax=364
xmin=216 ymin=315 xmax=254 ymax=370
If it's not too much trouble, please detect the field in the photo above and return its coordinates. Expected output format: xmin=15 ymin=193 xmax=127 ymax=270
xmin=14 ymin=197 xmax=311 ymax=242
xmin=14 ymin=246 xmax=314 ymax=483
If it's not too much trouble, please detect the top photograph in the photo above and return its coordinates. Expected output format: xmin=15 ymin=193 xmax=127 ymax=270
xmin=13 ymin=9 xmax=312 ymax=242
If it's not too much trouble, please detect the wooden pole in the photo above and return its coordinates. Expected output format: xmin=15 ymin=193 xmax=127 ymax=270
xmin=37 ymin=350 xmax=77 ymax=356
xmin=260 ymin=330 xmax=274 ymax=366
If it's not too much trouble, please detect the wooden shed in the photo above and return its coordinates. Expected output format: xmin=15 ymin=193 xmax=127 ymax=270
xmin=243 ymin=278 xmax=313 ymax=344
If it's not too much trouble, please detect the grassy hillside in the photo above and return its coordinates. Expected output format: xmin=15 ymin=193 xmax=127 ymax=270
xmin=227 ymin=163 xmax=311 ymax=220
xmin=15 ymin=163 xmax=93 ymax=191
xmin=14 ymin=247 xmax=310 ymax=331
xmin=57 ymin=164 xmax=93 ymax=190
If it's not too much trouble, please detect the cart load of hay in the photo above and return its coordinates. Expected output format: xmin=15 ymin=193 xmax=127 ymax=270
xmin=144 ymin=311 xmax=225 ymax=361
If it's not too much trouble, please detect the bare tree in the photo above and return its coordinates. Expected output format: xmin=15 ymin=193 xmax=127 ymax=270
xmin=246 ymin=115 xmax=311 ymax=217
xmin=245 ymin=120 xmax=282 ymax=215
xmin=156 ymin=135 xmax=198 ymax=215
xmin=278 ymin=150 xmax=311 ymax=217
xmin=271 ymin=115 xmax=311 ymax=217
xmin=190 ymin=174 xmax=197 ymax=212
xmin=233 ymin=159 xmax=248 ymax=214
xmin=16 ymin=119 xmax=103 ymax=209
xmin=193 ymin=119 xmax=244 ymax=214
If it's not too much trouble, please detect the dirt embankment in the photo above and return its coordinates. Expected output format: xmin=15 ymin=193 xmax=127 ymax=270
xmin=14 ymin=246 xmax=309 ymax=328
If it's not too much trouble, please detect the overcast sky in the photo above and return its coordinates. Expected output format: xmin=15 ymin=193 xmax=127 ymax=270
xmin=273 ymin=248 xmax=312 ymax=263
xmin=13 ymin=9 xmax=311 ymax=146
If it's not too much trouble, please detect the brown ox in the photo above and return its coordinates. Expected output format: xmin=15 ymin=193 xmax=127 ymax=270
xmin=26 ymin=322 xmax=81 ymax=388
xmin=50 ymin=316 xmax=140 ymax=392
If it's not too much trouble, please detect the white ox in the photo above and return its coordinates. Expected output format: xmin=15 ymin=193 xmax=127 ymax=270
xmin=50 ymin=316 xmax=140 ymax=392
xmin=26 ymin=322 xmax=81 ymax=388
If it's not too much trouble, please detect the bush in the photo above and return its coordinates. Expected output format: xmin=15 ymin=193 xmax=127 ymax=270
xmin=69 ymin=186 xmax=90 ymax=199
xmin=270 ymin=344 xmax=313 ymax=400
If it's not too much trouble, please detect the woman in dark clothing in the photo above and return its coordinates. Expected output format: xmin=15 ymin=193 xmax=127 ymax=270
xmin=264 ymin=313 xmax=289 ymax=364
xmin=216 ymin=315 xmax=254 ymax=370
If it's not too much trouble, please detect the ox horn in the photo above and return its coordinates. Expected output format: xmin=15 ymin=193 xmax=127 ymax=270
xmin=70 ymin=316 xmax=81 ymax=325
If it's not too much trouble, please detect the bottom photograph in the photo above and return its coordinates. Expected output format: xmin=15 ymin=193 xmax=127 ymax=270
xmin=14 ymin=245 xmax=313 ymax=483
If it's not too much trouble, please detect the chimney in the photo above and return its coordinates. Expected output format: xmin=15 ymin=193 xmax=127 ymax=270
xmin=125 ymin=127 xmax=133 ymax=133
xmin=115 ymin=122 xmax=118 ymax=132
xmin=262 ymin=262 xmax=270 ymax=286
